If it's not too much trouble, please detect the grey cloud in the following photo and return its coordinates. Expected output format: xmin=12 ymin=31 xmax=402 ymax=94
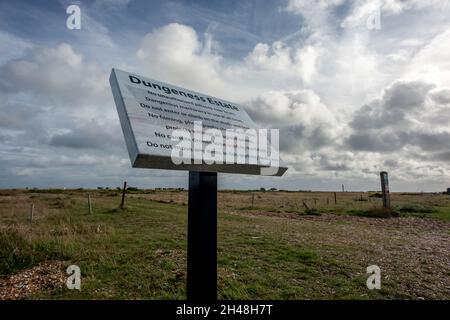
xmin=433 ymin=151 xmax=450 ymax=162
xmin=0 ymin=44 xmax=108 ymax=108
xmin=347 ymin=131 xmax=450 ymax=153
xmin=247 ymin=90 xmax=339 ymax=153
xmin=280 ymin=124 xmax=336 ymax=152
xmin=347 ymin=80 xmax=450 ymax=156
xmin=350 ymin=81 xmax=435 ymax=131
xmin=0 ymin=101 xmax=42 ymax=130
xmin=383 ymin=159 xmax=399 ymax=168
xmin=279 ymin=124 xmax=306 ymax=152
xmin=318 ymin=156 xmax=350 ymax=171
xmin=50 ymin=131 xmax=104 ymax=149
xmin=430 ymin=89 xmax=450 ymax=105
xmin=1 ymin=4 xmax=450 ymax=191
xmin=411 ymin=132 xmax=450 ymax=152
xmin=346 ymin=132 xmax=404 ymax=152
xmin=49 ymin=121 xmax=123 ymax=150
xmin=383 ymin=81 xmax=434 ymax=110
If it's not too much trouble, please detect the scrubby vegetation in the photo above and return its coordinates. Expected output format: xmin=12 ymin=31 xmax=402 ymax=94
xmin=0 ymin=189 xmax=449 ymax=299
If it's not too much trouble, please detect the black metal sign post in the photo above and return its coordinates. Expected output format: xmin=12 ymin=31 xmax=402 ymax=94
xmin=380 ymin=171 xmax=390 ymax=210
xmin=187 ymin=171 xmax=217 ymax=301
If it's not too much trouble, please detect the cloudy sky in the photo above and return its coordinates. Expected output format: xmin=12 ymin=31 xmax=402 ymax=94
xmin=0 ymin=0 xmax=449 ymax=191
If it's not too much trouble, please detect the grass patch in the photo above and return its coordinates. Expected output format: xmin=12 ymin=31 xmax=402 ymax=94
xmin=396 ymin=204 xmax=437 ymax=214
xmin=394 ymin=204 xmax=445 ymax=219
xmin=1 ymin=189 xmax=449 ymax=299
xmin=305 ymin=208 xmax=321 ymax=216
xmin=0 ymin=228 xmax=74 ymax=276
xmin=346 ymin=208 xmax=398 ymax=218
xmin=239 ymin=206 xmax=257 ymax=211
xmin=25 ymin=189 xmax=66 ymax=194
xmin=430 ymin=209 xmax=450 ymax=221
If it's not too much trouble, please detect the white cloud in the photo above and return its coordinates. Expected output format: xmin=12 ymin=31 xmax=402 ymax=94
xmin=406 ymin=29 xmax=450 ymax=87
xmin=347 ymin=79 xmax=450 ymax=174
xmin=136 ymin=23 xmax=224 ymax=95
xmin=247 ymin=89 xmax=335 ymax=127
xmin=247 ymin=89 xmax=341 ymax=156
xmin=245 ymin=42 xmax=317 ymax=83
xmin=286 ymin=0 xmax=344 ymax=12
xmin=0 ymin=43 xmax=108 ymax=111
xmin=0 ymin=42 xmax=125 ymax=187
xmin=341 ymin=0 xmax=449 ymax=29
xmin=0 ymin=31 xmax=32 ymax=66
xmin=1 ymin=0 xmax=450 ymax=190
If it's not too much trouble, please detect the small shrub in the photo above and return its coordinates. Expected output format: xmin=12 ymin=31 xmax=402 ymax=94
xmin=369 ymin=193 xmax=383 ymax=198
xmin=0 ymin=229 xmax=71 ymax=275
xmin=347 ymin=208 xmax=397 ymax=218
xmin=397 ymin=204 xmax=437 ymax=214
xmin=305 ymin=208 xmax=321 ymax=216
xmin=50 ymin=199 xmax=65 ymax=208
xmin=239 ymin=206 xmax=250 ymax=211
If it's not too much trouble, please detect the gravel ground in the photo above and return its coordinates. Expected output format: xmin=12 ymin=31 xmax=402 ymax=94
xmin=0 ymin=261 xmax=66 ymax=300
xmin=235 ymin=211 xmax=450 ymax=299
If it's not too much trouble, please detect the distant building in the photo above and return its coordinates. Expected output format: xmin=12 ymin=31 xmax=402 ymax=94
xmin=447 ymin=188 xmax=450 ymax=195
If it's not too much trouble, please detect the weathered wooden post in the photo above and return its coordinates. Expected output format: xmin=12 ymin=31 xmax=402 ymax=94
xmin=120 ymin=181 xmax=127 ymax=209
xmin=334 ymin=192 xmax=337 ymax=204
xmin=29 ymin=203 xmax=34 ymax=223
xmin=380 ymin=171 xmax=391 ymax=211
xmin=302 ymin=200 xmax=310 ymax=210
xmin=87 ymin=193 xmax=92 ymax=214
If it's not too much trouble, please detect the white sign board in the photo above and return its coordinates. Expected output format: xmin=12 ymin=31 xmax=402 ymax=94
xmin=109 ymin=68 xmax=287 ymax=176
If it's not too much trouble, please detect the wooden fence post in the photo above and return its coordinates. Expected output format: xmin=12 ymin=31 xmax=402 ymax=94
xmin=380 ymin=171 xmax=391 ymax=211
xmin=302 ymin=200 xmax=310 ymax=210
xmin=120 ymin=181 xmax=127 ymax=209
xmin=88 ymin=193 xmax=92 ymax=214
xmin=30 ymin=203 xmax=34 ymax=223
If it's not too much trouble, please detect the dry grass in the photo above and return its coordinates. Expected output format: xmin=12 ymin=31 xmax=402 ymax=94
xmin=0 ymin=189 xmax=449 ymax=300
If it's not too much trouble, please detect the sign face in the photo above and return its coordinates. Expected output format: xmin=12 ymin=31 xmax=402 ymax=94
xmin=109 ymin=69 xmax=287 ymax=176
